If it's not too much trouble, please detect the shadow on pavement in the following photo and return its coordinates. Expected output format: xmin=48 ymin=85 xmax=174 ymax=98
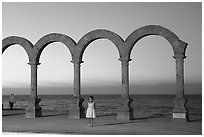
xmin=3 ymin=113 xmax=25 ymax=117
xmin=2 ymin=109 xmax=25 ymax=116
xmin=97 ymin=113 xmax=117 ymax=117
xmin=95 ymin=113 xmax=166 ymax=127
xmin=42 ymin=112 xmax=68 ymax=117
xmin=133 ymin=113 xmax=166 ymax=120
xmin=3 ymin=108 xmax=24 ymax=110
xmin=188 ymin=118 xmax=202 ymax=122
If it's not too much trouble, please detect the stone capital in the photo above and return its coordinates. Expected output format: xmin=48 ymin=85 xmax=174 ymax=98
xmin=173 ymin=54 xmax=186 ymax=63
xmin=173 ymin=54 xmax=186 ymax=60
xmin=70 ymin=60 xmax=84 ymax=64
xmin=118 ymin=57 xmax=132 ymax=62
xmin=27 ymin=62 xmax=41 ymax=66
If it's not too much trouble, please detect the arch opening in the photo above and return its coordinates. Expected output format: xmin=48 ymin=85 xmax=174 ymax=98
xmin=35 ymin=33 xmax=76 ymax=63
xmin=2 ymin=45 xmax=30 ymax=109
xmin=129 ymin=35 xmax=175 ymax=117
xmin=126 ymin=25 xmax=181 ymax=59
xmin=2 ymin=36 xmax=34 ymax=59
xmin=77 ymin=29 xmax=124 ymax=61
xmin=81 ymin=39 xmax=121 ymax=116
xmin=37 ymin=42 xmax=73 ymax=112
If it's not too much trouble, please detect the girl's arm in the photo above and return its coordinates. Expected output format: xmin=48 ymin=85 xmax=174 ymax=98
xmin=94 ymin=102 xmax=96 ymax=110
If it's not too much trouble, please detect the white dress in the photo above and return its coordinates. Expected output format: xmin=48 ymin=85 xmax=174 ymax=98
xmin=86 ymin=102 xmax=96 ymax=118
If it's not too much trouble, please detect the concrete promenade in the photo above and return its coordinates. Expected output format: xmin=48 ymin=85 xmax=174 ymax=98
xmin=2 ymin=109 xmax=202 ymax=135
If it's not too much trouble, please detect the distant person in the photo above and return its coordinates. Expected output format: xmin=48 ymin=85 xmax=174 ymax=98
xmin=86 ymin=96 xmax=96 ymax=127
xmin=9 ymin=94 xmax=16 ymax=110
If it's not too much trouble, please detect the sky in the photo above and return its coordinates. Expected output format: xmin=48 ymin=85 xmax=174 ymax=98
xmin=2 ymin=2 xmax=202 ymax=95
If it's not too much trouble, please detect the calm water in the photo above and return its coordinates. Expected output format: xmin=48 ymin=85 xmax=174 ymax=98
xmin=2 ymin=94 xmax=202 ymax=118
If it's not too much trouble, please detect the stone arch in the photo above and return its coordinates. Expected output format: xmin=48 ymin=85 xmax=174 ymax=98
xmin=74 ymin=30 xmax=125 ymax=119
xmin=27 ymin=33 xmax=77 ymax=118
xmin=123 ymin=25 xmax=189 ymax=121
xmin=2 ymin=26 xmax=189 ymax=120
xmin=77 ymin=29 xmax=125 ymax=61
xmin=34 ymin=33 xmax=77 ymax=63
xmin=2 ymin=36 xmax=34 ymax=62
xmin=125 ymin=25 xmax=188 ymax=59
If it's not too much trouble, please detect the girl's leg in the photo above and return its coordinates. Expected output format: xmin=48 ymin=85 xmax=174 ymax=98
xmin=91 ymin=118 xmax=93 ymax=126
xmin=88 ymin=118 xmax=91 ymax=125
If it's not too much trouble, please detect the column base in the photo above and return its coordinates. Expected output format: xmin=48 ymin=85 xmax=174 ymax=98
xmin=25 ymin=98 xmax=42 ymax=118
xmin=69 ymin=96 xmax=85 ymax=119
xmin=117 ymin=97 xmax=134 ymax=120
xmin=172 ymin=97 xmax=189 ymax=122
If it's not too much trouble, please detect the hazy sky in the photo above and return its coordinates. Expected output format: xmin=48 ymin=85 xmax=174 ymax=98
xmin=2 ymin=2 xmax=202 ymax=95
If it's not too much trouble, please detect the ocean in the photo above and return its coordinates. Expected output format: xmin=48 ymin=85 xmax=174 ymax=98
xmin=2 ymin=94 xmax=202 ymax=118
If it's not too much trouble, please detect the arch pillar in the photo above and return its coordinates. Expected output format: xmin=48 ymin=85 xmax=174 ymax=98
xmin=172 ymin=54 xmax=189 ymax=121
xmin=117 ymin=58 xmax=134 ymax=120
xmin=25 ymin=62 xmax=42 ymax=118
xmin=69 ymin=60 xmax=85 ymax=118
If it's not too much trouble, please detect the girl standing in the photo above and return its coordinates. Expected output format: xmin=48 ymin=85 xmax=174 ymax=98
xmin=86 ymin=96 xmax=96 ymax=127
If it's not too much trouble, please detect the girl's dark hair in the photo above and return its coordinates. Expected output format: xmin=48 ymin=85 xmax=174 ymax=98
xmin=88 ymin=96 xmax=94 ymax=100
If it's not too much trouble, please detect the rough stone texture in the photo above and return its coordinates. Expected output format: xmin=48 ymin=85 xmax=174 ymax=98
xmin=174 ymin=55 xmax=185 ymax=97
xmin=28 ymin=63 xmax=39 ymax=98
xmin=2 ymin=36 xmax=34 ymax=63
xmin=34 ymin=33 xmax=77 ymax=63
xmin=24 ymin=62 xmax=42 ymax=118
xmin=25 ymin=98 xmax=42 ymax=118
xmin=76 ymin=29 xmax=125 ymax=61
xmin=2 ymin=25 xmax=188 ymax=121
xmin=117 ymin=98 xmax=134 ymax=120
xmin=172 ymin=54 xmax=188 ymax=121
xmin=117 ymin=58 xmax=133 ymax=120
xmin=125 ymin=25 xmax=179 ymax=55
xmin=172 ymin=97 xmax=189 ymax=122
xmin=71 ymin=60 xmax=83 ymax=97
xmin=68 ymin=60 xmax=85 ymax=118
xmin=68 ymin=96 xmax=85 ymax=118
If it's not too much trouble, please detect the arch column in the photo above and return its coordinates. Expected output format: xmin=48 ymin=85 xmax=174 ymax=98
xmin=117 ymin=58 xmax=134 ymax=120
xmin=69 ymin=60 xmax=85 ymax=118
xmin=25 ymin=62 xmax=42 ymax=118
xmin=172 ymin=54 xmax=189 ymax=121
